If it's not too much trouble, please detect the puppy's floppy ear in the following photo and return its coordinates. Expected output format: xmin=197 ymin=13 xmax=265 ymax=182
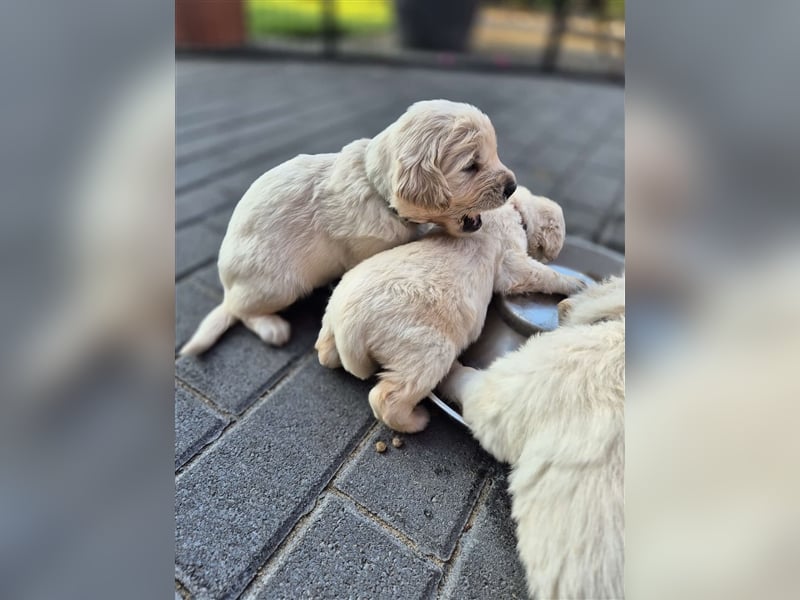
xmin=393 ymin=121 xmax=452 ymax=211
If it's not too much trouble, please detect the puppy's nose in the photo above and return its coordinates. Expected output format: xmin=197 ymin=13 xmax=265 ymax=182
xmin=503 ymin=180 xmax=517 ymax=199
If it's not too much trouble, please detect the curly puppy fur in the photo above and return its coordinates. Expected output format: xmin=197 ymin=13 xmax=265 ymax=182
xmin=315 ymin=187 xmax=585 ymax=433
xmin=180 ymin=100 xmax=516 ymax=355
xmin=439 ymin=276 xmax=625 ymax=599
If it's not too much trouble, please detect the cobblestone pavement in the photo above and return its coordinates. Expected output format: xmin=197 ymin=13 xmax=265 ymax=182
xmin=175 ymin=58 xmax=623 ymax=599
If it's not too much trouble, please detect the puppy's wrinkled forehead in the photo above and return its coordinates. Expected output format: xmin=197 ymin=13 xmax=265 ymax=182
xmin=398 ymin=100 xmax=495 ymax=161
xmin=440 ymin=112 xmax=497 ymax=169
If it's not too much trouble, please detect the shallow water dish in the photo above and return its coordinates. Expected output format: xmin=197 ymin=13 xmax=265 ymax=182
xmin=428 ymin=237 xmax=624 ymax=426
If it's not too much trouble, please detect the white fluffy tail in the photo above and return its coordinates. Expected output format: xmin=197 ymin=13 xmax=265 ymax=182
xmin=179 ymin=303 xmax=237 ymax=356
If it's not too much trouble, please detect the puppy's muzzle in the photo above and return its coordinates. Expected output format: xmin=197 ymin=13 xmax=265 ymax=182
xmin=461 ymin=214 xmax=482 ymax=232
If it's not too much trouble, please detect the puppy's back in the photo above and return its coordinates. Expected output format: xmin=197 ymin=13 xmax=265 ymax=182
xmin=326 ymin=231 xmax=495 ymax=354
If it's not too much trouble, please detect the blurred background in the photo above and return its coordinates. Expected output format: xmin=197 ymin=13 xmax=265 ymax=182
xmin=177 ymin=0 xmax=623 ymax=80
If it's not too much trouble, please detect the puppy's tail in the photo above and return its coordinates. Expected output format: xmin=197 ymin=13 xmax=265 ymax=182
xmin=179 ymin=303 xmax=237 ymax=356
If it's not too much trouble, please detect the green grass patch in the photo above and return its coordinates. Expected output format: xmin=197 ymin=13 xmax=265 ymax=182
xmin=606 ymin=0 xmax=624 ymax=20
xmin=246 ymin=0 xmax=393 ymax=38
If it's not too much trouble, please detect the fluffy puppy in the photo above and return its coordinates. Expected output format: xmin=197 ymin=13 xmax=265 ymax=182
xmin=180 ymin=100 xmax=517 ymax=355
xmin=439 ymin=276 xmax=625 ymax=600
xmin=315 ymin=187 xmax=585 ymax=433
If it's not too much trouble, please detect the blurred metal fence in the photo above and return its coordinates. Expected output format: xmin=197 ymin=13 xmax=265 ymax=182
xmin=176 ymin=0 xmax=623 ymax=81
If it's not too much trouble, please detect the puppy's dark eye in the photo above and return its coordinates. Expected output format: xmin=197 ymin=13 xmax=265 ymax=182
xmin=463 ymin=161 xmax=479 ymax=174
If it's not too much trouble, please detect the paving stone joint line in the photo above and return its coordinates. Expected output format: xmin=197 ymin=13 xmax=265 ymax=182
xmin=551 ymin=116 xmax=620 ymax=198
xmin=174 ymin=350 xmax=318 ymax=480
xmin=237 ymin=492 xmax=330 ymax=599
xmin=237 ymin=419 xmax=385 ymax=598
xmin=175 ymin=579 xmax=191 ymax=600
xmin=175 ymin=376 xmax=235 ymax=421
xmin=434 ymin=475 xmax=496 ymax=599
xmin=328 ymin=486 xmax=447 ymax=569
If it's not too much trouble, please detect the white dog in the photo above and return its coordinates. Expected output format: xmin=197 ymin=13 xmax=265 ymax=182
xmin=440 ymin=276 xmax=625 ymax=599
xmin=315 ymin=187 xmax=585 ymax=433
xmin=180 ymin=100 xmax=517 ymax=355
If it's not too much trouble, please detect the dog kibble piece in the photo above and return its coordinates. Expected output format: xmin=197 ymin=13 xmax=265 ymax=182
xmin=391 ymin=436 xmax=403 ymax=448
xmin=375 ymin=441 xmax=387 ymax=453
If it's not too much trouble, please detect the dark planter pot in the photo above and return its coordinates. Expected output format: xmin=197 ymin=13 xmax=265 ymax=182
xmin=176 ymin=0 xmax=245 ymax=48
xmin=395 ymin=0 xmax=480 ymax=52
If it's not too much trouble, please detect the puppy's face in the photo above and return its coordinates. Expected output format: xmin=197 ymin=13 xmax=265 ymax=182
xmin=390 ymin=101 xmax=516 ymax=236
xmin=510 ymin=187 xmax=566 ymax=262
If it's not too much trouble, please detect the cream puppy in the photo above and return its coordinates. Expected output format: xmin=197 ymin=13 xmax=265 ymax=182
xmin=315 ymin=187 xmax=585 ymax=433
xmin=180 ymin=100 xmax=517 ymax=355
xmin=439 ymin=276 xmax=625 ymax=600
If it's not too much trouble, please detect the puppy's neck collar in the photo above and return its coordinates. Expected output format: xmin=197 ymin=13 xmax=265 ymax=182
xmin=362 ymin=141 xmax=412 ymax=225
xmin=362 ymin=168 xmax=410 ymax=224
xmin=387 ymin=203 xmax=412 ymax=224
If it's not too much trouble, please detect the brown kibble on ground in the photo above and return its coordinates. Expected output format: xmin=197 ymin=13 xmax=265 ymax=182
xmin=391 ymin=437 xmax=403 ymax=448
xmin=375 ymin=441 xmax=387 ymax=453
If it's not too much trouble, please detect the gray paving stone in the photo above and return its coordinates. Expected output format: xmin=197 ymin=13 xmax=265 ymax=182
xmin=502 ymin=117 xmax=553 ymax=150
xmin=440 ymin=474 xmax=528 ymax=600
xmin=598 ymin=212 xmax=625 ymax=251
xmin=562 ymin=206 xmax=606 ymax=239
xmin=175 ymin=290 xmax=328 ymax=414
xmin=175 ymin=280 xmax=221 ymax=352
xmin=550 ymin=122 xmax=599 ymax=149
xmin=248 ymin=494 xmax=441 ymax=600
xmin=558 ymin=170 xmax=621 ymax=212
xmin=175 ymin=384 xmax=229 ymax=469
xmin=335 ymin=411 xmax=493 ymax=561
xmin=586 ymin=137 xmax=625 ymax=171
xmin=203 ymin=204 xmax=236 ymax=234
xmin=515 ymin=165 xmax=558 ymax=197
xmin=175 ymin=359 xmax=375 ymax=599
xmin=530 ymin=143 xmax=582 ymax=178
xmin=176 ymin=90 xmax=410 ymax=193
xmin=191 ymin=263 xmax=224 ymax=295
xmin=176 ymin=187 xmax=232 ymax=227
xmin=176 ymin=222 xmax=223 ymax=279
xmin=571 ymin=103 xmax=617 ymax=129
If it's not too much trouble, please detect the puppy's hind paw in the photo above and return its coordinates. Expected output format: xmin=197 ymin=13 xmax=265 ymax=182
xmin=399 ymin=405 xmax=431 ymax=433
xmin=244 ymin=314 xmax=292 ymax=347
xmin=316 ymin=340 xmax=342 ymax=369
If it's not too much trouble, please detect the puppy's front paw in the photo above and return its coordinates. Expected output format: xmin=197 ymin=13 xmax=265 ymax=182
xmin=557 ymin=275 xmax=588 ymax=296
xmin=557 ymin=298 xmax=573 ymax=322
